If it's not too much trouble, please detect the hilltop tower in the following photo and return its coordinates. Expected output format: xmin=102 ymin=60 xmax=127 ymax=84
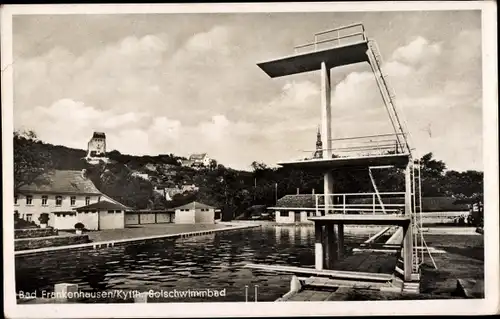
xmin=87 ymin=132 xmax=106 ymax=158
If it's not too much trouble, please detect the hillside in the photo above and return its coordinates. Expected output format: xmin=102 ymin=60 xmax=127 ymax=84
xmin=14 ymin=131 xmax=484 ymax=220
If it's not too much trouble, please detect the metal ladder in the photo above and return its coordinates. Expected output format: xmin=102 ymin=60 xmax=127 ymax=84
xmin=411 ymin=160 xmax=421 ymax=273
xmin=366 ymin=40 xmax=410 ymax=154
xmin=411 ymin=159 xmax=438 ymax=271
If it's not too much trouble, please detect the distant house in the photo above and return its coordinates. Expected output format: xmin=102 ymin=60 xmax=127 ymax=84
xmin=268 ymin=195 xmax=318 ymax=224
xmin=144 ymin=163 xmax=157 ymax=172
xmin=179 ymin=153 xmax=211 ymax=169
xmin=181 ymin=184 xmax=199 ymax=193
xmin=173 ymin=201 xmax=216 ymax=224
xmin=189 ymin=153 xmax=211 ymax=167
xmin=15 ymin=170 xmax=101 ymax=226
xmin=14 ymin=169 xmax=128 ymax=230
xmin=131 ymin=172 xmax=149 ymax=180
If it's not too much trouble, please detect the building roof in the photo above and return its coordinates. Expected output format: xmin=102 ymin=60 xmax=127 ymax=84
xmin=92 ymin=132 xmax=106 ymax=139
xmin=17 ymin=170 xmax=102 ymax=195
xmin=189 ymin=153 xmax=207 ymax=160
xmin=76 ymin=200 xmax=130 ymax=211
xmin=172 ymin=201 xmax=215 ymax=210
xmin=271 ymin=194 xmax=324 ymax=210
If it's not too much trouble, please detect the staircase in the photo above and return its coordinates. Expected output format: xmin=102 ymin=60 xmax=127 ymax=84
xmin=366 ymin=40 xmax=410 ymax=154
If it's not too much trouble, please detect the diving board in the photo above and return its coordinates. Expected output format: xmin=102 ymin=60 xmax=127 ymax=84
xmin=244 ymin=263 xmax=393 ymax=282
xmin=278 ymin=153 xmax=410 ymax=170
xmin=257 ymin=41 xmax=369 ymax=78
xmin=309 ymin=214 xmax=411 ymax=226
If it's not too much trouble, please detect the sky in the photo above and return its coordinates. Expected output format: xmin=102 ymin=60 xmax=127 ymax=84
xmin=12 ymin=10 xmax=483 ymax=171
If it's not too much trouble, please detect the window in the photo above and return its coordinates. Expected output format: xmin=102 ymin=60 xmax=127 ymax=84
xmin=108 ymin=210 xmax=115 ymax=214
xmin=14 ymin=195 xmax=18 ymax=205
xmin=70 ymin=196 xmax=76 ymax=206
xmin=85 ymin=197 xmax=90 ymax=206
xmin=41 ymin=196 xmax=48 ymax=206
xmin=26 ymin=213 xmax=32 ymax=222
xmin=26 ymin=196 xmax=33 ymax=205
xmin=281 ymin=211 xmax=290 ymax=217
xmin=55 ymin=196 xmax=62 ymax=206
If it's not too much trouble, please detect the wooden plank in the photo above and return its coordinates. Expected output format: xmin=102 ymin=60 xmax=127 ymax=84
xmin=385 ymin=227 xmax=404 ymax=244
xmin=244 ymin=263 xmax=393 ymax=282
xmin=304 ymin=277 xmax=389 ymax=290
xmin=364 ymin=226 xmax=393 ymax=244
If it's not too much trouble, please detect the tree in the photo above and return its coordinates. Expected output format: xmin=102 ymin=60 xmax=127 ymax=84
xmin=419 ymin=152 xmax=447 ymax=196
xmin=209 ymin=159 xmax=218 ymax=170
xmin=14 ymin=130 xmax=53 ymax=191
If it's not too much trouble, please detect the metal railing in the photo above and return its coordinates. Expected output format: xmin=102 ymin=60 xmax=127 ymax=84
xmin=300 ymin=133 xmax=408 ymax=161
xmin=314 ymin=192 xmax=406 ymax=216
xmin=293 ymin=23 xmax=367 ymax=54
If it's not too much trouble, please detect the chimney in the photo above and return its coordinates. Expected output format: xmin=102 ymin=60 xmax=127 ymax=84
xmin=81 ymin=169 xmax=88 ymax=179
xmin=296 ymin=188 xmax=300 ymax=195
xmin=312 ymin=189 xmax=315 ymax=195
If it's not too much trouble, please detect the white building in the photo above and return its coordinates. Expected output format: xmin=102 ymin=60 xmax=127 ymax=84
xmin=188 ymin=153 xmax=211 ymax=168
xmin=268 ymin=195 xmax=317 ymax=224
xmin=131 ymin=172 xmax=149 ymax=180
xmin=173 ymin=201 xmax=216 ymax=224
xmin=14 ymin=169 xmax=128 ymax=230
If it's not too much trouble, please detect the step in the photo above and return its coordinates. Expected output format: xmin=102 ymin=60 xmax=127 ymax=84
xmin=244 ymin=264 xmax=394 ymax=282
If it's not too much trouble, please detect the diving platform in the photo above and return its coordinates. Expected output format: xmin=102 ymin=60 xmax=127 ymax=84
xmin=256 ymin=22 xmax=425 ymax=289
xmin=257 ymin=41 xmax=369 ymax=78
xmin=277 ymin=153 xmax=410 ymax=170
xmin=309 ymin=214 xmax=411 ymax=226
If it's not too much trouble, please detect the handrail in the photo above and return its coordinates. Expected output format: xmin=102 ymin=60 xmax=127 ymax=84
xmin=326 ymin=204 xmax=406 ymax=207
xmin=329 ymin=132 xmax=406 ymax=141
xmin=315 ymin=207 xmax=400 ymax=212
xmin=294 ymin=32 xmax=366 ymax=50
xmin=314 ymin=22 xmax=365 ymax=36
xmin=315 ymin=192 xmax=406 ymax=196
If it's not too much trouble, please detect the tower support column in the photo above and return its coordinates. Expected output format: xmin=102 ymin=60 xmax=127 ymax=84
xmin=315 ymin=222 xmax=324 ymax=270
xmin=324 ymin=224 xmax=338 ymax=269
xmin=336 ymin=223 xmax=345 ymax=259
xmin=321 ymin=61 xmax=333 ymax=214
xmin=403 ymin=162 xmax=414 ymax=281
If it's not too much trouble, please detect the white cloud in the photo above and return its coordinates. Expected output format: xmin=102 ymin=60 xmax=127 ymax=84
xmin=13 ymin=20 xmax=482 ymax=172
xmin=391 ymin=36 xmax=442 ymax=66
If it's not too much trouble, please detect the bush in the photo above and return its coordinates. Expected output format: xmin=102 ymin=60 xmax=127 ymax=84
xmin=74 ymin=222 xmax=85 ymax=230
xmin=38 ymin=213 xmax=50 ymax=224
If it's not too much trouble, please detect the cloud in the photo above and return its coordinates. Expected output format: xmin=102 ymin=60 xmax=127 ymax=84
xmin=324 ymin=33 xmax=482 ymax=170
xmin=13 ymin=19 xmax=482 ymax=172
xmin=391 ymin=36 xmax=442 ymax=66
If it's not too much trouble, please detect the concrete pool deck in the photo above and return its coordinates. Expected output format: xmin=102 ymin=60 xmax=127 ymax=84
xmin=278 ymin=233 xmax=484 ymax=301
xmin=15 ymin=223 xmax=261 ymax=256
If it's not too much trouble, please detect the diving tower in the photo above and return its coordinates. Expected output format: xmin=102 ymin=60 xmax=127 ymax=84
xmin=257 ymin=23 xmax=428 ymax=291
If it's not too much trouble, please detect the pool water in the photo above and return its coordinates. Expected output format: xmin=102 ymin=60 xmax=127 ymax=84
xmin=16 ymin=226 xmax=373 ymax=303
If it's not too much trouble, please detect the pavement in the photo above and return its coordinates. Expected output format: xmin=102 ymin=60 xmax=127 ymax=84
xmin=71 ymin=223 xmax=230 ymax=242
